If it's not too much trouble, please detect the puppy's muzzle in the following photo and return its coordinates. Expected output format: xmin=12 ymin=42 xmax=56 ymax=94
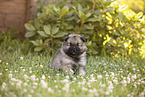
xmin=67 ymin=46 xmax=81 ymax=57
xmin=70 ymin=46 xmax=79 ymax=54
xmin=72 ymin=47 xmax=77 ymax=54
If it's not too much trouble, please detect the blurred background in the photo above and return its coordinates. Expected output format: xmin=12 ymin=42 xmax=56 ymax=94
xmin=0 ymin=0 xmax=145 ymax=57
xmin=118 ymin=0 xmax=145 ymax=14
xmin=0 ymin=0 xmax=144 ymax=33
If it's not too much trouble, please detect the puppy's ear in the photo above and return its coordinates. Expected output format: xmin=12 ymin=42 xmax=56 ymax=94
xmin=64 ymin=36 xmax=69 ymax=41
xmin=80 ymin=36 xmax=86 ymax=42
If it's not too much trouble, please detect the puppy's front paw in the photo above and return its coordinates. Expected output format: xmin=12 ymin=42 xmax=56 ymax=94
xmin=78 ymin=66 xmax=85 ymax=75
xmin=65 ymin=69 xmax=74 ymax=75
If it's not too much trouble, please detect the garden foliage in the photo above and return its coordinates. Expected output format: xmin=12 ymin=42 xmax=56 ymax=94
xmin=0 ymin=29 xmax=20 ymax=52
xmin=25 ymin=0 xmax=145 ymax=56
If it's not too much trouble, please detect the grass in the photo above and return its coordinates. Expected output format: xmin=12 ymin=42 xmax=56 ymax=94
xmin=0 ymin=42 xmax=145 ymax=97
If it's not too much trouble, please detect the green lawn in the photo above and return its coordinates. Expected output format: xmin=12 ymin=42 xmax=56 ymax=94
xmin=0 ymin=45 xmax=145 ymax=97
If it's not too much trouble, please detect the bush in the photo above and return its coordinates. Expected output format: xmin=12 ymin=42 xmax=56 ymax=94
xmin=117 ymin=0 xmax=145 ymax=14
xmin=25 ymin=0 xmax=145 ymax=56
xmin=0 ymin=28 xmax=31 ymax=55
xmin=0 ymin=28 xmax=20 ymax=52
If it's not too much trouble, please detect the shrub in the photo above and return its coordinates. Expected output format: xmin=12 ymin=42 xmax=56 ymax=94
xmin=117 ymin=0 xmax=145 ymax=13
xmin=0 ymin=28 xmax=20 ymax=52
xmin=0 ymin=28 xmax=31 ymax=55
xmin=25 ymin=0 xmax=145 ymax=56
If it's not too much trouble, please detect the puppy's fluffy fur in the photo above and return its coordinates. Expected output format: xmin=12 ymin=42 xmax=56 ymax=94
xmin=50 ymin=34 xmax=87 ymax=74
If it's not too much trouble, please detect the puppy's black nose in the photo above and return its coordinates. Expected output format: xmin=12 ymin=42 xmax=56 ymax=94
xmin=73 ymin=48 xmax=76 ymax=53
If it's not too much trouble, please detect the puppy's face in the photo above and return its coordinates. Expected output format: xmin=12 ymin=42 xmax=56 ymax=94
xmin=62 ymin=34 xmax=87 ymax=57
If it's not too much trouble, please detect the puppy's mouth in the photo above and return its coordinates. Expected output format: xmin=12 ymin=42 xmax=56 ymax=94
xmin=66 ymin=46 xmax=82 ymax=57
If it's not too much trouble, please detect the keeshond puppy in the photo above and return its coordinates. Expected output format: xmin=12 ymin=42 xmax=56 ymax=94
xmin=50 ymin=34 xmax=87 ymax=75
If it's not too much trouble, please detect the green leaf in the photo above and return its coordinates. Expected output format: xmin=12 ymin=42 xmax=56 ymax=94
xmin=25 ymin=32 xmax=35 ymax=37
xmin=84 ymin=24 xmax=94 ymax=29
xmin=34 ymin=47 xmax=43 ymax=51
xmin=87 ymin=41 xmax=92 ymax=46
xmin=137 ymin=12 xmax=143 ymax=19
xmin=58 ymin=7 xmax=61 ymax=14
xmin=108 ymin=39 xmax=115 ymax=46
xmin=53 ymin=6 xmax=58 ymax=12
xmin=24 ymin=23 xmax=35 ymax=31
xmin=114 ymin=30 xmax=120 ymax=36
xmin=66 ymin=17 xmax=74 ymax=21
xmin=120 ymin=30 xmax=125 ymax=35
xmin=62 ymin=5 xmax=69 ymax=10
xmin=44 ymin=39 xmax=50 ymax=45
xmin=34 ymin=20 xmax=41 ymax=30
xmin=73 ymin=9 xmax=78 ymax=14
xmin=37 ymin=31 xmax=48 ymax=37
xmin=44 ymin=25 xmax=51 ymax=35
xmin=86 ymin=13 xmax=91 ymax=18
xmin=80 ymin=13 xmax=87 ymax=20
xmin=46 ymin=9 xmax=54 ymax=14
xmin=100 ymin=0 xmax=104 ymax=4
xmin=30 ymin=41 xmax=39 ymax=46
xmin=130 ymin=35 xmax=138 ymax=39
xmin=53 ymin=40 xmax=62 ymax=44
xmin=39 ymin=39 xmax=43 ymax=45
xmin=66 ymin=25 xmax=73 ymax=30
xmin=78 ymin=4 xmax=83 ymax=16
xmin=61 ymin=8 xmax=69 ymax=17
xmin=118 ymin=5 xmax=127 ymax=11
xmin=52 ymin=26 xmax=59 ymax=35
xmin=87 ymin=17 xmax=99 ymax=22
xmin=94 ymin=9 xmax=101 ymax=15
xmin=104 ymin=8 xmax=114 ymax=12
xmin=54 ymin=32 xmax=66 ymax=38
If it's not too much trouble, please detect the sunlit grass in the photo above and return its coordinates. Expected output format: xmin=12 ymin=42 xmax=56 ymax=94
xmin=0 ymin=46 xmax=145 ymax=97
